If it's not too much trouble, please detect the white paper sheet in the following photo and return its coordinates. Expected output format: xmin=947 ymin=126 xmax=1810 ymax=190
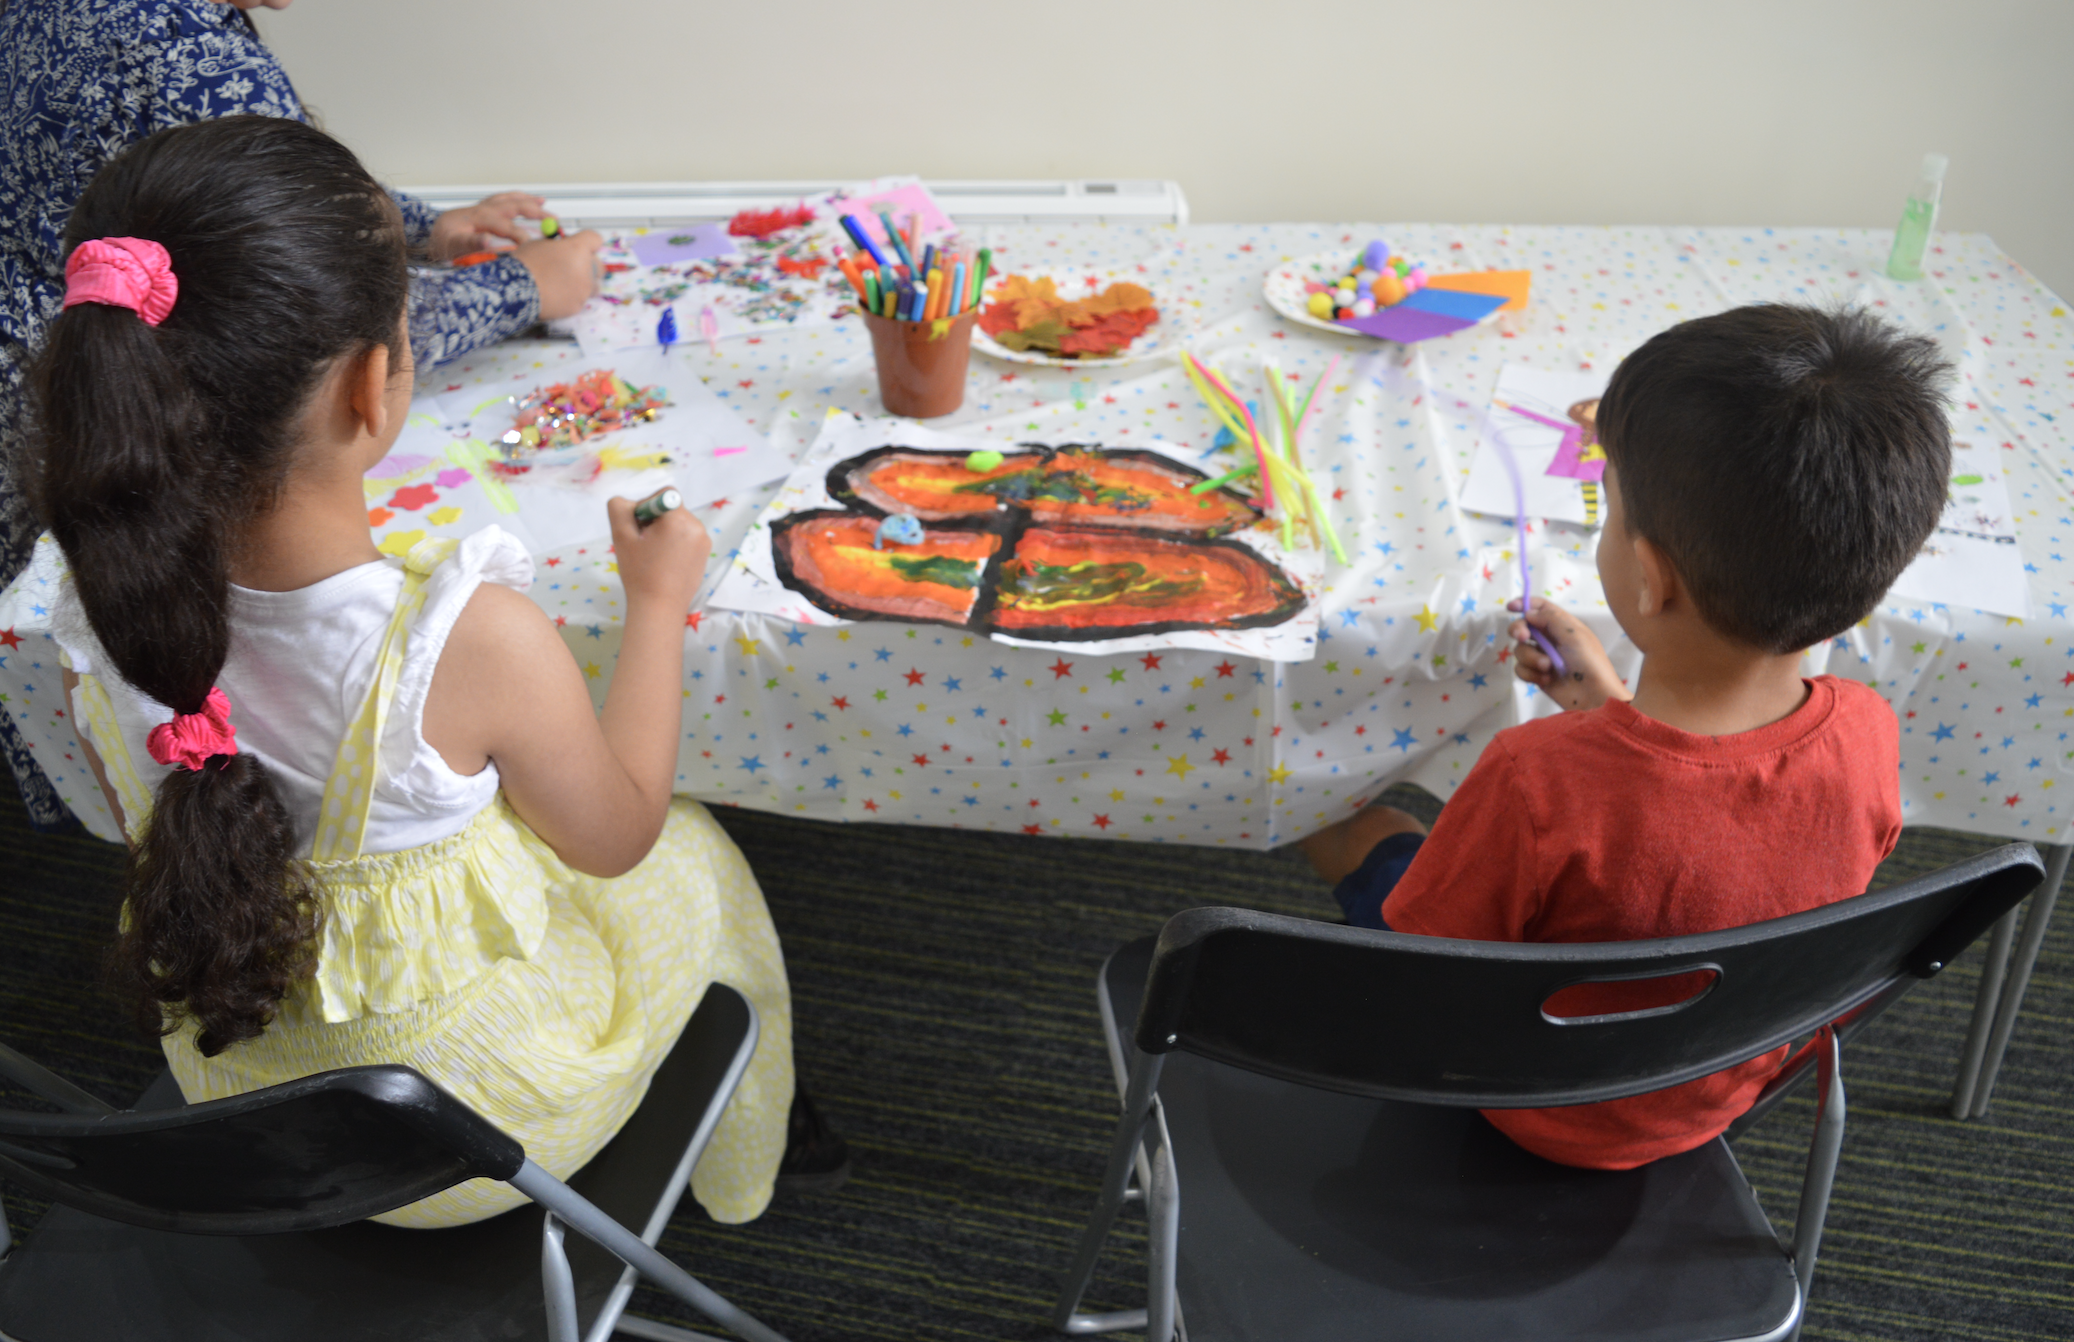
xmin=1460 ymin=365 xmax=1611 ymax=527
xmin=1887 ymin=440 xmax=2031 ymax=618
xmin=707 ymin=411 xmax=1323 ymax=661
xmin=558 ymin=177 xmax=952 ymax=357
xmin=367 ymin=349 xmax=787 ymax=556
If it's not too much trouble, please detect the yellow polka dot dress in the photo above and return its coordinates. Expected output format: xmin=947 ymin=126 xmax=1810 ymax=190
xmin=72 ymin=538 xmax=792 ymax=1228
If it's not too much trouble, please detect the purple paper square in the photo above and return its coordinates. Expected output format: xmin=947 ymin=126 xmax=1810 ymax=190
xmin=630 ymin=224 xmax=737 ymax=268
xmin=1338 ymin=307 xmax=1478 ymax=342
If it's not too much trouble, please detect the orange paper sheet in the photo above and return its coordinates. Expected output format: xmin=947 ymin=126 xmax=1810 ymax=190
xmin=1424 ymin=269 xmax=1532 ymax=312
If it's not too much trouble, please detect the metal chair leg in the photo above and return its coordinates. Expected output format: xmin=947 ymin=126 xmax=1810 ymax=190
xmin=1966 ymin=842 xmax=2068 ymax=1116
xmin=1144 ymin=1119 xmax=1180 ymax=1342
xmin=1950 ymin=907 xmax=2018 ymax=1116
xmin=1952 ymin=841 xmax=2069 ymax=1118
xmin=1783 ymin=1027 xmax=1845 ymax=1342
xmin=511 ymin=1161 xmax=792 ymax=1342
xmin=542 ymin=1213 xmax=581 ymax=1342
xmin=1054 ymin=1048 xmax=1167 ymax=1334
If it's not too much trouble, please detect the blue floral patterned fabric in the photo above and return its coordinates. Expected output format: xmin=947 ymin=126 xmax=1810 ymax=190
xmin=0 ymin=0 xmax=538 ymax=823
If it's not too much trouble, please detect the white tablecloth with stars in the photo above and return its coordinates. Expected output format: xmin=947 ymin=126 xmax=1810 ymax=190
xmin=7 ymin=223 xmax=2071 ymax=850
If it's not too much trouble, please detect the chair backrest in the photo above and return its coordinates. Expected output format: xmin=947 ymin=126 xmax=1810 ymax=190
xmin=0 ymin=1065 xmax=522 ymax=1235
xmin=1133 ymin=843 xmax=2042 ymax=1107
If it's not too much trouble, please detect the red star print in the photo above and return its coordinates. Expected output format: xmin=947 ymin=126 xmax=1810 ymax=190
xmin=1332 ymin=487 xmax=1346 ymax=501
xmin=686 ymin=612 xmax=703 ymax=631
xmin=554 ymin=615 xmax=568 ymax=627
xmin=1214 ymin=660 xmax=1236 ymax=678
xmin=1029 ymin=798 xmax=1041 ymax=808
xmin=1153 ymin=720 xmax=1167 ymax=731
xmin=1049 ymin=658 xmax=1075 ymax=679
xmin=1243 ymin=736 xmax=1254 ymax=747
xmin=737 ymin=379 xmax=754 ymax=388
xmin=1354 ymin=725 xmax=1366 ymax=736
xmin=1140 ymin=652 xmax=1163 ymax=671
xmin=714 ymin=695 xmax=726 ymax=705
xmin=1092 ymin=814 xmax=1112 ymax=829
xmin=545 ymin=557 xmax=562 ymax=567
xmin=1212 ymin=749 xmax=1231 ymax=765
xmin=1022 ymin=823 xmax=1044 ymax=835
xmin=912 ymin=754 xmax=931 ymax=767
xmin=0 ymin=628 xmax=20 ymax=650
xmin=831 ymin=697 xmax=849 ymax=711
xmin=904 ymin=668 xmax=926 ymax=686
xmin=2006 ymin=795 xmax=2022 ymax=807
xmin=863 ymin=799 xmax=879 ymax=812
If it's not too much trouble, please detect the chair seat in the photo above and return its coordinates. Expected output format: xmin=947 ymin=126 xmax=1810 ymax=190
xmin=0 ymin=985 xmax=754 ymax=1342
xmin=1103 ymin=938 xmax=1802 ymax=1342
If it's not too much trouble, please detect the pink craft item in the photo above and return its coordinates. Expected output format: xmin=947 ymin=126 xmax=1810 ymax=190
xmin=1508 ymin=404 xmax=1607 ymax=483
xmin=146 ymin=687 xmax=238 ymax=771
xmin=63 ymin=237 xmax=178 ymax=327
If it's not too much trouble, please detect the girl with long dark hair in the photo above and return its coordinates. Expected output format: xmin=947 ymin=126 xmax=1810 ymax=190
xmin=32 ymin=116 xmax=821 ymax=1228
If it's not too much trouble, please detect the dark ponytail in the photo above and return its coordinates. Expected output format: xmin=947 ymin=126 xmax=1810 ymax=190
xmin=28 ymin=116 xmax=409 ymax=1055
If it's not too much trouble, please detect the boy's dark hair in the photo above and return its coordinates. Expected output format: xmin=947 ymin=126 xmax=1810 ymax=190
xmin=1597 ymin=304 xmax=1952 ymax=654
xmin=29 ymin=116 xmax=408 ymax=1056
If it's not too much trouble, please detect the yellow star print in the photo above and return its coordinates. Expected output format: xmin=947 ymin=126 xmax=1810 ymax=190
xmin=1166 ymin=755 xmax=1196 ymax=780
xmin=734 ymin=635 xmax=762 ymax=657
xmin=1414 ymin=606 xmax=1438 ymax=632
xmin=1267 ymin=763 xmax=1292 ymax=785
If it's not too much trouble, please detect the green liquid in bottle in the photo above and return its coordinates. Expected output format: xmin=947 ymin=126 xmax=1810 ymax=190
xmin=1887 ymin=196 xmax=1936 ymax=281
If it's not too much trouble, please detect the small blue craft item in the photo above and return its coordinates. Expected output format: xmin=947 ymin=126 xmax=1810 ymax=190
xmin=873 ymin=514 xmax=926 ymax=549
xmin=657 ymin=307 xmax=678 ymax=352
xmin=1209 ymin=400 xmax=1261 ymax=455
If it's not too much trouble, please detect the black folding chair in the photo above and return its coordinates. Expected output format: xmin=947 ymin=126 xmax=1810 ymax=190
xmin=0 ymin=984 xmax=788 ymax=1342
xmin=1053 ymin=843 xmax=2044 ymax=1342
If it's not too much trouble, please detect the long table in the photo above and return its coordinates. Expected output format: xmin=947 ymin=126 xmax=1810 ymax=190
xmin=5 ymin=221 xmax=2068 ymax=1109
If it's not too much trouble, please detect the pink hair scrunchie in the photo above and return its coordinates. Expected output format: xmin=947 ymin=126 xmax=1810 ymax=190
xmin=146 ymin=688 xmax=239 ymax=771
xmin=63 ymin=237 xmax=179 ymax=327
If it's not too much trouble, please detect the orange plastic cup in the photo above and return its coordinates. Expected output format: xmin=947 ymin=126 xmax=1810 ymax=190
xmin=862 ymin=309 xmax=979 ymax=419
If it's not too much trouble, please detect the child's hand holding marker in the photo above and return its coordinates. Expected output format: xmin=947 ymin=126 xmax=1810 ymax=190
xmin=515 ymin=225 xmax=606 ymax=321
xmin=612 ymin=489 xmax=710 ymax=614
xmin=1507 ymin=596 xmax=1630 ymax=712
xmin=428 ymin=190 xmax=548 ymax=261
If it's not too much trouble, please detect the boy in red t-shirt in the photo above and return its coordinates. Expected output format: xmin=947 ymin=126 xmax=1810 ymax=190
xmin=1301 ymin=304 xmax=1953 ymax=1170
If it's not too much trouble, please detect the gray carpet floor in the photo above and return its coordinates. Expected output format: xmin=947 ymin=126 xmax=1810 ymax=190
xmin=1 ymin=777 xmax=2068 ymax=1340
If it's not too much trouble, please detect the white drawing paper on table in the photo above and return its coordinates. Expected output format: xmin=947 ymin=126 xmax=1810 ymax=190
xmin=1887 ymin=440 xmax=2030 ymax=619
xmin=1461 ymin=365 xmax=1612 ymax=527
xmin=557 ymin=177 xmax=951 ymax=356
xmin=369 ymin=350 xmax=789 ymax=556
xmin=707 ymin=411 xmax=1323 ymax=661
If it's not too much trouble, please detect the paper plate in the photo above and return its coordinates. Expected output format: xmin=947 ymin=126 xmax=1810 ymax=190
xmin=969 ymin=270 xmax=1182 ymax=369
xmin=1264 ymin=249 xmax=1508 ymax=340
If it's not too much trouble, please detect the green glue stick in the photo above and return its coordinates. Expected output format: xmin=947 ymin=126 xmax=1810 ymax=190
xmin=1886 ymin=152 xmax=1947 ymax=282
xmin=633 ymin=487 xmax=682 ymax=526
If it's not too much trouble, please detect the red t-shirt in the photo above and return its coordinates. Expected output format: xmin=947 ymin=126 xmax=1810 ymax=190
xmin=1382 ymin=676 xmax=1901 ymax=1169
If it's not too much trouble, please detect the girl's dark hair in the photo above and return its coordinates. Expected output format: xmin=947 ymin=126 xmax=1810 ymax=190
xmin=29 ymin=116 xmax=408 ymax=1055
xmin=1596 ymin=304 xmax=1953 ymax=654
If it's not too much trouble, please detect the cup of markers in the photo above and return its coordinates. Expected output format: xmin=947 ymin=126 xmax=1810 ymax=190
xmin=835 ymin=210 xmax=989 ymax=419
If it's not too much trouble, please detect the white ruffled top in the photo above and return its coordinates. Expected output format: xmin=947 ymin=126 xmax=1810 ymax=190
xmin=54 ymin=527 xmax=534 ymax=858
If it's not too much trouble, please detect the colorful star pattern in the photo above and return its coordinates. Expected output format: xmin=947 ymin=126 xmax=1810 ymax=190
xmin=4 ymin=224 xmax=2071 ymax=848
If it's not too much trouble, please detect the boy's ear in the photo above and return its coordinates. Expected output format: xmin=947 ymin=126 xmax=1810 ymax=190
xmin=345 ymin=342 xmax=394 ymax=441
xmin=1633 ymin=534 xmax=1680 ymax=618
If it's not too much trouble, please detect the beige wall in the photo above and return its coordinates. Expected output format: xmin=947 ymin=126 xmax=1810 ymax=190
xmin=259 ymin=0 xmax=2074 ymax=298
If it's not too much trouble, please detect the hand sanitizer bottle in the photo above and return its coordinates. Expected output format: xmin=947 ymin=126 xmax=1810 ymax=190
xmin=1886 ymin=152 xmax=1948 ymax=281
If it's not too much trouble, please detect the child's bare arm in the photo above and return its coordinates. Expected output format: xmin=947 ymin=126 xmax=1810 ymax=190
xmin=60 ymin=668 xmax=129 ymax=841
xmin=423 ymin=499 xmax=709 ymax=877
xmin=1507 ymin=597 xmax=1630 ymax=712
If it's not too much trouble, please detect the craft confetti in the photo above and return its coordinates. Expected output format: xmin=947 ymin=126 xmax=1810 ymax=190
xmin=499 ymin=368 xmax=669 ymax=455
